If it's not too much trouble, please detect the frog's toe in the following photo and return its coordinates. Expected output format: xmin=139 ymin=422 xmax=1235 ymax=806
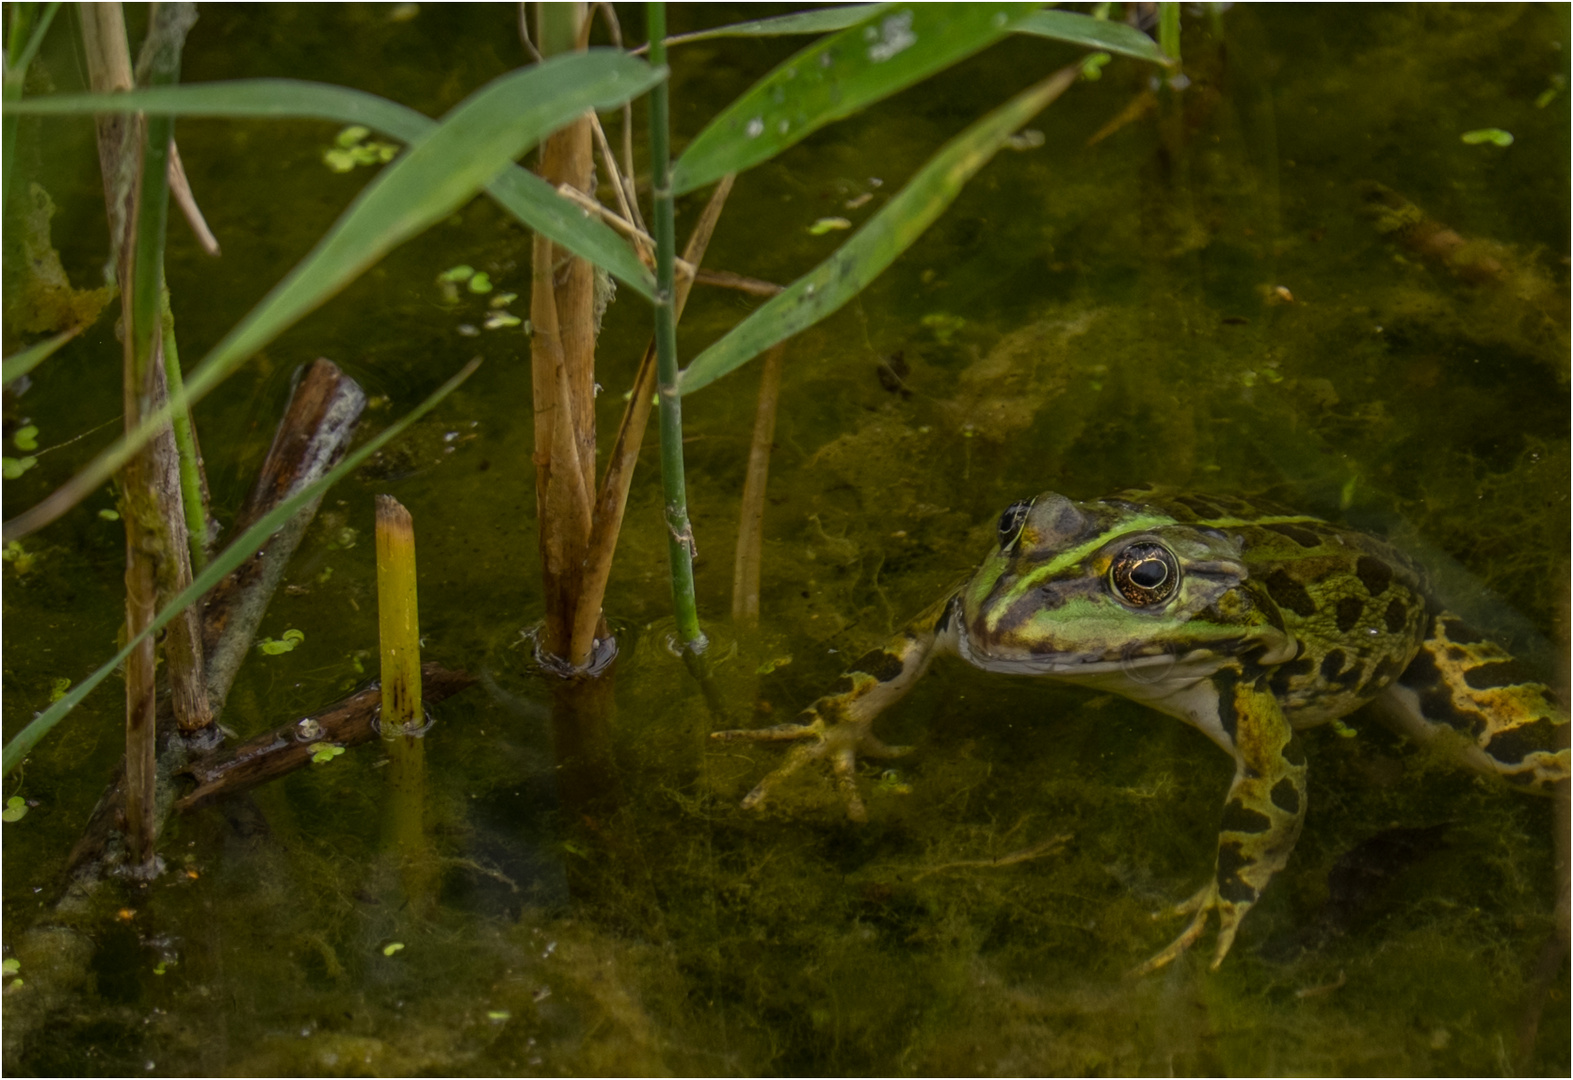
xmin=856 ymin=731 xmax=913 ymax=760
xmin=830 ymin=746 xmax=869 ymax=823
xmin=737 ymin=738 xmax=829 ymax=811
xmin=711 ymin=717 xmax=827 ymax=744
xmin=1130 ymin=883 xmax=1217 ymax=977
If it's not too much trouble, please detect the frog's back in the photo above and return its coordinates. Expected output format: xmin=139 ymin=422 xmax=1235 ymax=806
xmin=1125 ymin=488 xmax=1568 ymax=791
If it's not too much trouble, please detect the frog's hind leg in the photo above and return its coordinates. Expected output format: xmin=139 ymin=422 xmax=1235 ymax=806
xmin=1374 ymin=612 xmax=1569 ymax=793
xmin=1374 ymin=612 xmax=1569 ymax=1064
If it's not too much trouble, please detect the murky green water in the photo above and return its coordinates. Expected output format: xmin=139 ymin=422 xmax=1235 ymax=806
xmin=4 ymin=4 xmax=1568 ymax=1075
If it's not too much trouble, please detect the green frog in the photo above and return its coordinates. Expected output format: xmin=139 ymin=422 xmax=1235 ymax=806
xmin=713 ymin=487 xmax=1569 ymax=972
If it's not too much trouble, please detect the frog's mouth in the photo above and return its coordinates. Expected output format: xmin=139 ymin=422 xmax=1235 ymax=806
xmin=955 ymin=621 xmax=1221 ymax=681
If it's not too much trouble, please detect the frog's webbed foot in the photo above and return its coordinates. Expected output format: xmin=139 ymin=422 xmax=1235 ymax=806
xmin=1130 ymin=882 xmax=1243 ymax=976
xmin=711 ymin=710 xmax=912 ymax=823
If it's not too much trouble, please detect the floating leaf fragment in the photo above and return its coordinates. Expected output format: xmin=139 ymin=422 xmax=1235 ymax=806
xmin=258 ymin=628 xmax=307 ymax=655
xmin=99 ymin=508 xmax=119 ymax=521
xmin=3 ymin=456 xmax=37 ymax=479
xmin=1 ymin=960 xmax=18 ymax=976
xmin=808 ymin=217 xmax=851 ymax=235
xmin=484 ymin=311 xmax=522 ymax=330
xmin=1 ymin=797 xmax=27 ymax=822
xmin=487 ymin=1010 xmax=511 ymax=1023
xmin=382 ymin=941 xmax=405 ymax=957
xmin=1460 ymin=128 xmax=1513 ymax=147
xmin=12 ymin=426 xmax=38 ymax=451
xmin=308 ymin=742 xmax=345 ymax=764
xmin=467 ymin=271 xmax=493 ymax=293
xmin=48 ymin=677 xmax=71 ymax=702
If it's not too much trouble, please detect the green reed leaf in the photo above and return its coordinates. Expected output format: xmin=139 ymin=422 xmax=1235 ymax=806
xmin=1 ymin=325 xmax=80 ymax=387
xmin=1015 ymin=10 xmax=1168 ymax=64
xmin=671 ymin=2 xmax=1038 ymax=195
xmin=680 ymin=65 xmax=1078 ymax=396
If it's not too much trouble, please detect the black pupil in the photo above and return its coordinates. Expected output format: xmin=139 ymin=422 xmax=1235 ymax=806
xmin=1130 ymin=558 xmax=1167 ymax=588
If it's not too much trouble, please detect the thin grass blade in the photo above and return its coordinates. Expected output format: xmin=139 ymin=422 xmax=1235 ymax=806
xmin=671 ymin=2 xmax=1038 ymax=195
xmin=3 ymin=53 xmax=660 ymax=542
xmin=1 ymin=358 xmax=480 ymax=775
xmin=680 ymin=64 xmax=1078 ymax=396
xmin=1016 ymin=11 xmax=1168 ymax=64
xmin=6 ymin=77 xmax=658 ymax=299
xmin=654 ymin=5 xmax=881 ymax=50
xmin=1 ymin=324 xmax=79 ymax=386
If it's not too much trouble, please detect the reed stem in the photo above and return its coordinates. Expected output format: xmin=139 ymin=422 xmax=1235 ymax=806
xmin=646 ymin=1 xmax=704 ymax=653
xmin=159 ymin=297 xmax=207 ymax=570
xmin=375 ymin=495 xmax=426 ymax=865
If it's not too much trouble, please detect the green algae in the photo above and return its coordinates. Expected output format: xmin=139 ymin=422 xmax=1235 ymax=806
xmin=2 ymin=3 xmax=1567 ymax=1076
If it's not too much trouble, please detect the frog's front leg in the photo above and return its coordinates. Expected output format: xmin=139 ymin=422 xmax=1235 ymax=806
xmin=1137 ymin=671 xmax=1307 ymax=974
xmin=712 ymin=593 xmax=960 ymax=822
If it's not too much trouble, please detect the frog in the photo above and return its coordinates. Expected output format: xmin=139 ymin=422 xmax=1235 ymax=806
xmin=712 ymin=487 xmax=1570 ymax=973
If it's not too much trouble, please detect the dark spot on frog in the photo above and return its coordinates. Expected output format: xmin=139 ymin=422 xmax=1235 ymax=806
xmin=1484 ymin=717 xmax=1565 ymax=766
xmin=1383 ymin=597 xmax=1409 ymax=635
xmin=1320 ymin=649 xmax=1346 ymax=681
xmin=1263 ymin=522 xmax=1323 ymax=548
xmin=1400 ymin=650 xmax=1484 ymax=736
xmin=1220 ymin=800 xmax=1272 ymax=834
xmin=1355 ymin=555 xmax=1393 ymax=597
xmin=1174 ymin=495 xmax=1226 ymax=520
xmin=1270 ymin=778 xmax=1301 ymax=815
xmin=1463 ymin=658 xmax=1537 ymax=691
xmin=852 ymin=648 xmax=906 ymax=684
xmin=1335 ymin=596 xmax=1365 ymax=634
xmin=1263 ymin=569 xmax=1317 ymax=618
xmin=1269 ymin=656 xmax=1315 ymax=696
xmin=1214 ymin=841 xmax=1258 ymax=904
xmin=1363 ymin=656 xmax=1403 ymax=695
xmin=1215 ymin=672 xmax=1241 ymax=743
xmin=1282 ymin=736 xmax=1307 ymax=767
xmin=831 ymin=675 xmax=857 ymax=696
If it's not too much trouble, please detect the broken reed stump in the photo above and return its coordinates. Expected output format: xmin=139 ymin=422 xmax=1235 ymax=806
xmin=202 ymin=358 xmax=368 ymax=711
xmin=66 ymin=359 xmax=366 ymax=879
xmin=374 ymin=495 xmax=430 ymax=894
xmin=174 ymin=664 xmax=474 ymax=814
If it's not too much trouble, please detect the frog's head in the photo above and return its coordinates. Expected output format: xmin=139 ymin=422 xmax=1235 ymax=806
xmin=958 ymin=492 xmax=1295 ymax=678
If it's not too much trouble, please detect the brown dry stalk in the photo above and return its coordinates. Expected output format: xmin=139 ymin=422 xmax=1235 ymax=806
xmin=731 ymin=343 xmax=786 ymax=625
xmin=532 ymin=80 xmax=600 ymax=659
xmin=79 ymin=1 xmax=203 ymax=867
xmin=694 ymin=268 xmax=784 ymax=298
xmin=166 ymin=142 xmax=219 ymax=256
xmin=588 ymin=110 xmax=646 ymax=259
xmin=567 ymin=175 xmax=735 ymax=665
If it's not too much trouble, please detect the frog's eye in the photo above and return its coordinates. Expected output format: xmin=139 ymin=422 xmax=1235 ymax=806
xmin=1110 ymin=543 xmax=1179 ymax=606
xmin=997 ymin=499 xmax=1032 ymax=549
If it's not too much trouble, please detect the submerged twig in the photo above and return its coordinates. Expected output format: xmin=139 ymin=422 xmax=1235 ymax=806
xmin=176 ymin=664 xmax=475 ymax=813
xmin=695 ymin=268 xmax=784 ymax=298
xmin=911 ymin=834 xmax=1072 ymax=881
